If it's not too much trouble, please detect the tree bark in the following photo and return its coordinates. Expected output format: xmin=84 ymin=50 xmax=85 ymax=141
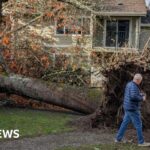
xmin=0 ymin=74 xmax=95 ymax=114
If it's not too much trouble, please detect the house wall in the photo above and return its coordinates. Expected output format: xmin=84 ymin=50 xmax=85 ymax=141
xmin=52 ymin=35 xmax=93 ymax=48
xmin=54 ymin=35 xmax=73 ymax=47
xmin=139 ymin=26 xmax=150 ymax=50
xmin=93 ymin=17 xmax=104 ymax=47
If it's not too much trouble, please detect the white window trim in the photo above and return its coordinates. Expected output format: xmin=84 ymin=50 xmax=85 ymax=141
xmin=55 ymin=16 xmax=92 ymax=36
xmin=135 ymin=17 xmax=140 ymax=49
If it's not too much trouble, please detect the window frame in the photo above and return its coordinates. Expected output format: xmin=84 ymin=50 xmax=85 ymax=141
xmin=55 ymin=16 xmax=92 ymax=36
xmin=104 ymin=18 xmax=132 ymax=49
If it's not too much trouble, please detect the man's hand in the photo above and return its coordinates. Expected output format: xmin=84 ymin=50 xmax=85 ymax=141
xmin=141 ymin=92 xmax=146 ymax=101
xmin=143 ymin=95 xmax=146 ymax=101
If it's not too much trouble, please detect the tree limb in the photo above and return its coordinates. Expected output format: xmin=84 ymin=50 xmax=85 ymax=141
xmin=58 ymin=0 xmax=104 ymax=14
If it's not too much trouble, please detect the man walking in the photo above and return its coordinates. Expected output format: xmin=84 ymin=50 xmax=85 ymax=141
xmin=115 ymin=73 xmax=150 ymax=146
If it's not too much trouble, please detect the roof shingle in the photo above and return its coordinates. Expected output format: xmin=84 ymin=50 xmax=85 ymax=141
xmin=80 ymin=0 xmax=147 ymax=16
xmin=96 ymin=0 xmax=147 ymax=16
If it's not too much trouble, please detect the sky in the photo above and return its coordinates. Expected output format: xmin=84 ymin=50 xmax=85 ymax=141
xmin=145 ymin=0 xmax=150 ymax=6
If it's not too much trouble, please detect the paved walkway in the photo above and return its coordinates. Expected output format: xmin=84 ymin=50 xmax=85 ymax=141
xmin=0 ymin=131 xmax=114 ymax=150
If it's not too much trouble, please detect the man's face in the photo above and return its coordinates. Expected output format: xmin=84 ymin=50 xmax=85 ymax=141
xmin=136 ymin=79 xmax=142 ymax=85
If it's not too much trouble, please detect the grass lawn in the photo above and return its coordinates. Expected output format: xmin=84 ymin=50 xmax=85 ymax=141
xmin=0 ymin=107 xmax=76 ymax=138
xmin=57 ymin=144 xmax=150 ymax=150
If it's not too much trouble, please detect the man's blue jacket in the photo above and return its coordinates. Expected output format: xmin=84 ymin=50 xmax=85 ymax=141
xmin=123 ymin=81 xmax=143 ymax=111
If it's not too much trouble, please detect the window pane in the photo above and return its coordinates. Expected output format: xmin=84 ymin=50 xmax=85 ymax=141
xmin=76 ymin=18 xmax=82 ymax=34
xmin=118 ymin=20 xmax=129 ymax=47
xmin=56 ymin=17 xmax=91 ymax=35
xmin=56 ymin=19 xmax=65 ymax=34
xmin=106 ymin=21 xmax=117 ymax=47
xmin=69 ymin=18 xmax=82 ymax=34
xmin=83 ymin=18 xmax=90 ymax=35
xmin=65 ymin=18 xmax=75 ymax=34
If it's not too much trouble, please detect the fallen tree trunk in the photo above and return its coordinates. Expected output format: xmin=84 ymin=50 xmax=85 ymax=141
xmin=0 ymin=93 xmax=71 ymax=112
xmin=0 ymin=74 xmax=95 ymax=114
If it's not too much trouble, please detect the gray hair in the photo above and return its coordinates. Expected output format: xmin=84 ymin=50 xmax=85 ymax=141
xmin=133 ymin=73 xmax=143 ymax=81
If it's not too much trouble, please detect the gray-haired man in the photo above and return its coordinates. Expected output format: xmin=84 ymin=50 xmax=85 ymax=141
xmin=115 ymin=74 xmax=150 ymax=147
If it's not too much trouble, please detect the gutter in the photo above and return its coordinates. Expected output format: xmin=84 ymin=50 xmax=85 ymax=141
xmin=95 ymin=12 xmax=147 ymax=17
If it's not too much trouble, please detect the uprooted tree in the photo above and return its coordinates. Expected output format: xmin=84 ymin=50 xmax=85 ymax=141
xmin=1 ymin=0 xmax=150 ymax=129
xmin=1 ymin=43 xmax=150 ymax=129
xmin=78 ymin=44 xmax=150 ymax=129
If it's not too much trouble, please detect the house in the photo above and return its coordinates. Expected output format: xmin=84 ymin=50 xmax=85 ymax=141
xmin=3 ymin=0 xmax=148 ymax=51
xmin=46 ymin=0 xmax=149 ymax=51
xmin=140 ymin=10 xmax=150 ymax=49
xmin=2 ymin=0 xmax=150 ymax=87
xmin=93 ymin=0 xmax=148 ymax=51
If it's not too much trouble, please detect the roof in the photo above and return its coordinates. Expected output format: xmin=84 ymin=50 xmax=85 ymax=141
xmin=93 ymin=0 xmax=147 ymax=16
xmin=66 ymin=0 xmax=147 ymax=16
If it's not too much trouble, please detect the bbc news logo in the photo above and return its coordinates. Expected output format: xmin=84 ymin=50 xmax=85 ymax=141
xmin=0 ymin=130 xmax=20 ymax=139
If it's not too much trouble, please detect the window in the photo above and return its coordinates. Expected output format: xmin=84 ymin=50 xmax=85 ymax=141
xmin=56 ymin=17 xmax=91 ymax=35
xmin=106 ymin=20 xmax=129 ymax=47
